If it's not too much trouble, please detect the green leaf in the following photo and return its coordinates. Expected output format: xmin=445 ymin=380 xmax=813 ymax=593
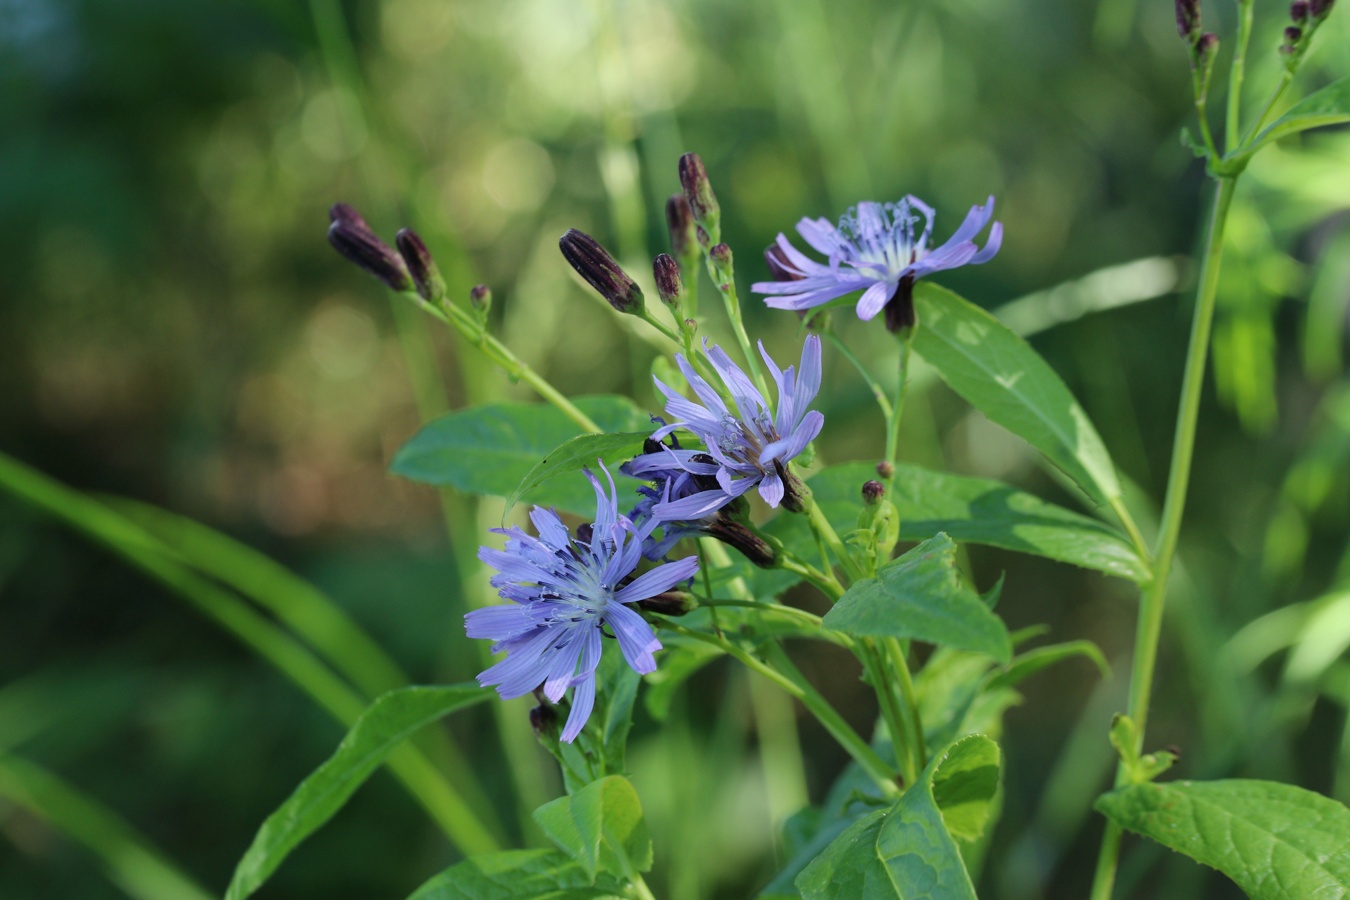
xmin=911 ymin=283 xmax=1122 ymax=508
xmin=406 ymin=849 xmax=624 ymax=899
xmin=823 ymin=535 xmax=1012 ymax=664
xmin=1095 ymin=779 xmax=1350 ymax=899
xmin=504 ymin=432 xmax=653 ymax=513
xmin=391 ymin=397 xmax=650 ymax=515
xmin=985 ymin=640 xmax=1110 ymax=691
xmin=533 ymin=776 xmax=653 ymax=882
xmin=1250 ymin=77 xmax=1350 ymax=154
xmin=772 ymin=463 xmax=1146 ymax=584
xmin=226 ymin=685 xmax=490 ymax=900
xmin=796 ymin=735 xmax=1001 ymax=899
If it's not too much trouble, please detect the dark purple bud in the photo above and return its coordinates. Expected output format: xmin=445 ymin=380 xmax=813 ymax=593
xmin=665 ymin=194 xmax=697 ymax=259
xmin=530 ymin=703 xmax=559 ymax=737
xmin=328 ymin=213 xmax=412 ymax=293
xmin=329 ymin=202 xmax=370 ymax=230
xmin=470 ymin=283 xmax=492 ymax=311
xmin=395 ymin=228 xmax=444 ymax=302
xmin=1281 ymin=25 xmax=1303 ymax=52
xmin=652 ymin=253 xmax=685 ymax=308
xmin=705 ymin=518 xmax=777 ymax=568
xmin=678 ymin=152 xmax=720 ymax=227
xmin=876 ymin=461 xmax=895 ymax=478
xmin=558 ymin=229 xmax=644 ymax=314
xmin=884 ymin=274 xmax=918 ymax=333
xmin=1195 ymin=31 xmax=1219 ymax=60
xmin=778 ymin=463 xmax=807 ymax=514
xmin=765 ymin=244 xmax=805 ymax=282
xmin=1290 ymin=0 xmax=1310 ymax=21
xmin=862 ymin=480 xmax=885 ymax=505
xmin=637 ymin=591 xmax=697 ymax=616
xmin=1175 ymin=0 xmax=1201 ymax=38
xmin=708 ymin=243 xmax=732 ymax=269
xmin=1309 ymin=0 xmax=1333 ymax=18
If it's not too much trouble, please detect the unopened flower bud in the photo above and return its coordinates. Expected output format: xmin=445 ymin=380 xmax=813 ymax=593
xmin=395 ymin=228 xmax=445 ymax=302
xmin=684 ymin=318 xmax=698 ymax=334
xmin=862 ymin=480 xmax=885 ymax=505
xmin=327 ymin=206 xmax=412 ymax=293
xmin=1281 ymin=25 xmax=1303 ymax=53
xmin=665 ymin=194 xmax=697 ymax=259
xmin=678 ymin=152 xmax=720 ymax=232
xmin=530 ymin=703 xmax=559 ymax=737
xmin=652 ymin=253 xmax=685 ymax=309
xmin=765 ymin=244 xmax=805 ymax=282
xmin=705 ymin=518 xmax=778 ymax=568
xmin=637 ymin=591 xmax=697 ymax=616
xmin=558 ymin=229 xmax=644 ymax=315
xmin=876 ymin=461 xmax=895 ymax=478
xmin=1290 ymin=0 xmax=1310 ymax=21
xmin=709 ymin=243 xmax=732 ymax=269
xmin=1310 ymin=0 xmax=1333 ymax=18
xmin=1175 ymin=0 xmax=1201 ymax=39
xmin=1195 ymin=31 xmax=1219 ymax=60
xmin=470 ymin=283 xmax=492 ymax=312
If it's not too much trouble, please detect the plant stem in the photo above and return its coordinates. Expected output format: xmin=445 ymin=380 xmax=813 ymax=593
xmin=885 ymin=330 xmax=915 ymax=498
xmin=801 ymin=488 xmax=865 ymax=583
xmin=657 ymin=620 xmax=898 ymax=793
xmin=887 ymin=637 xmax=927 ymax=773
xmin=1224 ymin=0 xmax=1255 ymax=154
xmin=706 ymin=253 xmax=771 ymax=399
xmin=1240 ymin=71 xmax=1296 ymax=148
xmin=1089 ymin=175 xmax=1238 ymax=900
xmin=822 ymin=328 xmax=892 ymax=419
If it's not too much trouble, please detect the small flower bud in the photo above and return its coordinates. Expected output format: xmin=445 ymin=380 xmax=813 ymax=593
xmin=558 ymin=229 xmax=644 ymax=315
xmin=1290 ymin=0 xmax=1310 ymax=21
xmin=530 ymin=703 xmax=559 ymax=737
xmin=862 ymin=480 xmax=885 ymax=505
xmin=684 ymin=318 xmax=698 ymax=334
xmin=637 ymin=591 xmax=697 ymax=616
xmin=652 ymin=253 xmax=685 ymax=309
xmin=705 ymin=518 xmax=777 ymax=568
xmin=708 ymin=243 xmax=732 ymax=268
xmin=1309 ymin=0 xmax=1333 ymax=18
xmin=327 ymin=207 xmax=412 ymax=293
xmin=765 ymin=244 xmax=805 ymax=282
xmin=469 ymin=283 xmax=492 ymax=312
xmin=1281 ymin=25 xmax=1303 ymax=53
xmin=665 ymin=194 xmax=697 ymax=259
xmin=678 ymin=152 xmax=720 ymax=231
xmin=395 ymin=228 xmax=445 ymax=303
xmin=876 ymin=461 xmax=895 ymax=478
xmin=1175 ymin=0 xmax=1201 ymax=39
xmin=1195 ymin=31 xmax=1219 ymax=59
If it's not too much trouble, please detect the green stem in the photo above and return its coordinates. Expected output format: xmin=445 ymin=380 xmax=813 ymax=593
xmin=695 ymin=596 xmax=852 ymax=647
xmin=801 ymin=488 xmax=865 ymax=583
xmin=861 ymin=640 xmax=917 ymax=787
xmin=778 ymin=553 xmax=846 ymax=600
xmin=885 ymin=331 xmax=914 ymax=498
xmin=1224 ymin=0 xmax=1255 ymax=154
xmin=1089 ymin=175 xmax=1238 ymax=900
xmin=406 ymin=292 xmax=602 ymax=433
xmin=657 ymin=620 xmax=897 ymax=793
xmin=706 ymin=254 xmax=771 ymax=398
xmin=1239 ymin=71 xmax=1296 ymax=149
xmin=822 ymin=328 xmax=892 ymax=419
xmin=887 ymin=637 xmax=927 ymax=773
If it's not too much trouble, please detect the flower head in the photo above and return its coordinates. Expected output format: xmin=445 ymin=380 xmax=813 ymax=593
xmin=466 ymin=463 xmax=698 ymax=743
xmin=632 ymin=336 xmax=824 ymax=522
xmin=752 ymin=196 xmax=1002 ymax=331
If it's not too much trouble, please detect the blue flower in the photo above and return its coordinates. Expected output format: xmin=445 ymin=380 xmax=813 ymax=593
xmin=466 ymin=463 xmax=699 ymax=743
xmin=751 ymin=196 xmax=1002 ymax=331
xmin=632 ymin=336 xmax=824 ymax=521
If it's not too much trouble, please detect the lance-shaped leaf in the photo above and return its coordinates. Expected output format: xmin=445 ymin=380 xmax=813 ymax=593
xmin=796 ymin=735 xmax=1001 ymax=899
xmin=226 ymin=685 xmax=490 ymax=900
xmin=912 ymin=283 xmax=1122 ymax=508
xmin=1096 ymin=779 xmax=1350 ymax=900
xmin=533 ymin=776 xmax=653 ymax=882
xmin=824 ymin=534 xmax=1012 ymax=664
xmin=391 ymin=396 xmax=649 ymax=515
xmin=1247 ymin=77 xmax=1350 ymax=156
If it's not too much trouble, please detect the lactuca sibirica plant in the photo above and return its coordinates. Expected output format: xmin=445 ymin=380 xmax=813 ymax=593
xmin=224 ymin=2 xmax=1350 ymax=896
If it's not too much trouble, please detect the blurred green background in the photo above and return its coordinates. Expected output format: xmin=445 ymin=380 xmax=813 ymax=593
xmin=2 ymin=0 xmax=1349 ymax=897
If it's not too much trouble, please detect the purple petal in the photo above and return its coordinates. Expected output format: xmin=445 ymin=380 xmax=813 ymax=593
xmin=761 ymin=410 xmax=823 ymax=465
xmin=653 ymin=487 xmax=737 ymax=521
xmin=855 ymin=280 xmax=892 ymax=321
xmin=614 ymin=555 xmax=700 ymax=604
xmin=560 ymin=671 xmax=596 ymax=743
xmin=465 ymin=605 xmax=537 ymax=641
xmin=970 ymin=221 xmax=1002 ymax=264
xmin=542 ymin=630 xmax=587 ymax=702
xmin=758 ymin=470 xmax=785 ymax=507
xmin=605 ymin=601 xmax=662 ymax=674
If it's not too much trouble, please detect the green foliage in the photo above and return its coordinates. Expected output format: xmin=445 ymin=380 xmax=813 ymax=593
xmin=911 ymin=283 xmax=1123 ymax=509
xmin=1247 ymin=77 xmax=1350 ymax=157
xmin=390 ymin=397 xmax=650 ymax=514
xmin=1095 ymin=779 xmax=1350 ymax=899
xmin=226 ymin=685 xmax=490 ymax=900
xmin=405 ymin=849 xmax=625 ymax=899
xmin=824 ymin=535 xmax=1012 ymax=664
xmin=505 ymin=432 xmax=654 ymax=512
xmin=795 ymin=735 xmax=1001 ymax=899
xmin=533 ymin=776 xmax=654 ymax=882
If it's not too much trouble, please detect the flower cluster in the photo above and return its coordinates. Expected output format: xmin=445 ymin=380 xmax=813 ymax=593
xmin=752 ymin=196 xmax=1002 ymax=331
xmin=467 ymin=465 xmax=698 ymax=742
